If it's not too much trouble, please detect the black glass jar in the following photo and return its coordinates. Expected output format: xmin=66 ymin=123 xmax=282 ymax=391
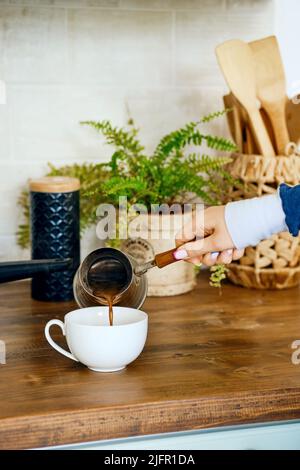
xmin=29 ymin=177 xmax=80 ymax=301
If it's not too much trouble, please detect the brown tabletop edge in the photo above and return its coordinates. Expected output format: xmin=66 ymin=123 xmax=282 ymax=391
xmin=1 ymin=388 xmax=300 ymax=449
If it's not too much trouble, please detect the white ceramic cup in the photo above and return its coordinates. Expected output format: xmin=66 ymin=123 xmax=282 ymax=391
xmin=44 ymin=306 xmax=148 ymax=372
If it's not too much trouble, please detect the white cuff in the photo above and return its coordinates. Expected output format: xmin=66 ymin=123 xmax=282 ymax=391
xmin=224 ymin=193 xmax=288 ymax=250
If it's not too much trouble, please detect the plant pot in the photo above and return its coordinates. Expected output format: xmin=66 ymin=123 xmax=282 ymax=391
xmin=122 ymin=213 xmax=196 ymax=297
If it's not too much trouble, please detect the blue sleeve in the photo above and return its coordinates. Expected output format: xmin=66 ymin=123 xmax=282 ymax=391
xmin=279 ymin=183 xmax=300 ymax=237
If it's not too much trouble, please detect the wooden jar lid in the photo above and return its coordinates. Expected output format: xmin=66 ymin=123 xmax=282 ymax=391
xmin=29 ymin=176 xmax=80 ymax=193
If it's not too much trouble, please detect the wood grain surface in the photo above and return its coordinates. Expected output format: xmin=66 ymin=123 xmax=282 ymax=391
xmin=1 ymin=273 xmax=300 ymax=449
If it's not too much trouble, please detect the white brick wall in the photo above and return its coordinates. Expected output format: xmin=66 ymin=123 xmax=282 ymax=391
xmin=0 ymin=0 xmax=275 ymax=260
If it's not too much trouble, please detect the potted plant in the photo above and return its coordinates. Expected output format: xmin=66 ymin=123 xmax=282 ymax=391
xmin=17 ymin=111 xmax=236 ymax=295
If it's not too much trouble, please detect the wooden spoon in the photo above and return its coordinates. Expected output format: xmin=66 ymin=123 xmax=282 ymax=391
xmin=249 ymin=36 xmax=290 ymax=156
xmin=216 ymin=39 xmax=275 ymax=157
xmin=286 ymin=97 xmax=300 ymax=144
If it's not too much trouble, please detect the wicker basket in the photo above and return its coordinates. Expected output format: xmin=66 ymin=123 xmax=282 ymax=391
xmin=226 ymin=152 xmax=300 ymax=290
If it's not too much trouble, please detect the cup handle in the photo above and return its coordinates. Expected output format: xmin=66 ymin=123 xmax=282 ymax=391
xmin=45 ymin=319 xmax=78 ymax=362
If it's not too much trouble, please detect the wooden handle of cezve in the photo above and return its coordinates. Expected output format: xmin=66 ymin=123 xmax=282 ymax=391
xmin=154 ymin=248 xmax=179 ymax=269
xmin=154 ymin=246 xmax=221 ymax=269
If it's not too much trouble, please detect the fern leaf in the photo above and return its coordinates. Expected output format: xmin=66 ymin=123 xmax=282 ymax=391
xmin=201 ymin=134 xmax=237 ymax=151
xmin=80 ymin=120 xmax=144 ymax=156
xmin=201 ymin=108 xmax=231 ymax=123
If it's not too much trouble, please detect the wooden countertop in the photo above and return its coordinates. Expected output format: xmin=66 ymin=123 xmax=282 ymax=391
xmin=1 ymin=274 xmax=300 ymax=449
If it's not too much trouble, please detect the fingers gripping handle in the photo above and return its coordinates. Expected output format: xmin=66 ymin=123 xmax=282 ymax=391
xmin=45 ymin=319 xmax=78 ymax=362
xmin=155 ymin=248 xmax=179 ymax=268
xmin=155 ymin=248 xmax=220 ymax=268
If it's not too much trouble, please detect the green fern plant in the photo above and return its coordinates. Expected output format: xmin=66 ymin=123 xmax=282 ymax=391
xmin=80 ymin=111 xmax=236 ymax=207
xmin=17 ymin=111 xmax=237 ymax=287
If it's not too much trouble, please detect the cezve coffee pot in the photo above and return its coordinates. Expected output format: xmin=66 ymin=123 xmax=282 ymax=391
xmin=73 ymin=245 xmax=181 ymax=310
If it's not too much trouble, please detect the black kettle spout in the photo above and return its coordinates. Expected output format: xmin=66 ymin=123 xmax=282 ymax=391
xmin=0 ymin=258 xmax=73 ymax=284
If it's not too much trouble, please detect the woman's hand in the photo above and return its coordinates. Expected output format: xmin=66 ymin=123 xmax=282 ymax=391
xmin=174 ymin=206 xmax=244 ymax=266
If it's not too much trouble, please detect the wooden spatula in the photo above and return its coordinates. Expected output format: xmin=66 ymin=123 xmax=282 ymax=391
xmin=224 ymin=93 xmax=277 ymax=155
xmin=249 ymin=36 xmax=290 ymax=156
xmin=216 ymin=39 xmax=275 ymax=157
xmin=224 ymin=93 xmax=253 ymax=153
xmin=223 ymin=93 xmax=243 ymax=151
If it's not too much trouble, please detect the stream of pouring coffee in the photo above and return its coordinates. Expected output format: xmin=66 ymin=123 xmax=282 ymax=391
xmin=93 ymin=282 xmax=124 ymax=327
